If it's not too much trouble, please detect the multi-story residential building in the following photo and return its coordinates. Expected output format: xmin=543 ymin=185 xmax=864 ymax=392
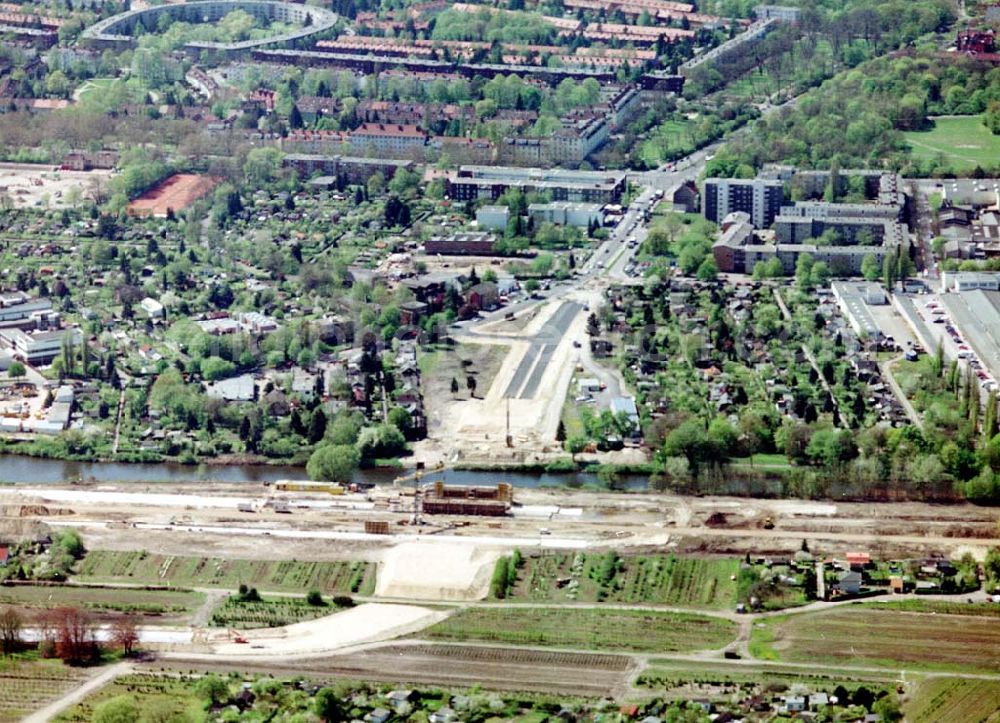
xmin=680 ymin=18 xmax=779 ymax=75
xmin=447 ymin=166 xmax=627 ymax=204
xmin=711 ymin=169 xmax=909 ymax=276
xmin=754 ymin=4 xmax=801 ymax=23
xmin=703 ymin=177 xmax=785 ymax=229
xmin=282 ymin=154 xmax=415 ymax=184
xmin=348 ymin=123 xmax=428 ymax=159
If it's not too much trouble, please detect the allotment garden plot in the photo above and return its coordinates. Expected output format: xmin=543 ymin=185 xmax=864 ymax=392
xmin=508 ymin=552 xmax=739 ymax=608
xmin=0 ymin=583 xmax=202 ymax=624
xmin=422 ymin=607 xmax=736 ymax=653
xmin=755 ymin=607 xmax=1000 ymax=673
xmin=0 ymin=659 xmax=91 ymax=723
xmin=904 ymin=677 xmax=1000 ymax=723
xmin=76 ymin=550 xmax=376 ymax=595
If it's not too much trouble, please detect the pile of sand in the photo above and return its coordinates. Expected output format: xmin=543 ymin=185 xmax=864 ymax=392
xmin=206 ymin=603 xmax=447 ymax=657
xmin=376 ymin=541 xmax=500 ymax=601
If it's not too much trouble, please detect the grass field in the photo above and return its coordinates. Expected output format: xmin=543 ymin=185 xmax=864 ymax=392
xmin=904 ymin=115 xmax=1000 ymax=172
xmin=640 ymin=119 xmax=697 ymax=166
xmin=753 ymin=607 xmax=1000 ymax=673
xmin=74 ymin=77 xmax=116 ymax=103
xmin=509 ymin=553 xmax=738 ymax=609
xmin=0 ymin=657 xmax=91 ymax=723
xmin=76 ymin=550 xmax=376 ymax=595
xmin=905 ymin=677 xmax=1000 ymax=723
xmin=0 ymin=584 xmax=202 ymax=623
xmin=209 ymin=595 xmax=335 ymax=629
xmin=422 ymin=607 xmax=736 ymax=653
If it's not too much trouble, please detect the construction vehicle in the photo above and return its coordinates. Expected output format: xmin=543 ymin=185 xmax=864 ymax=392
xmin=228 ymin=629 xmax=249 ymax=644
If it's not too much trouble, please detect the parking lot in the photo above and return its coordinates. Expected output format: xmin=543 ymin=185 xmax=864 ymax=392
xmin=897 ymin=292 xmax=998 ymax=395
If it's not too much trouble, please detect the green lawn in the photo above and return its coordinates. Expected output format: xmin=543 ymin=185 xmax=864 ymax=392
xmin=640 ymin=119 xmax=697 ymax=166
xmin=905 ymin=115 xmax=1000 ymax=172
xmin=422 ymin=607 xmax=736 ymax=653
xmin=74 ymin=77 xmax=116 ymax=102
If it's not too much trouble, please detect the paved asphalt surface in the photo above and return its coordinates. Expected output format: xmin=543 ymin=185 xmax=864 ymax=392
xmin=504 ymin=301 xmax=581 ymax=399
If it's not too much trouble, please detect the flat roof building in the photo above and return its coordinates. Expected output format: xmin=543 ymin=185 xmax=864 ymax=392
xmin=448 ymin=166 xmax=627 ymax=204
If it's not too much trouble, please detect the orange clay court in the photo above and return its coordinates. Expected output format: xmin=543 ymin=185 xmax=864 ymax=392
xmin=128 ymin=174 xmax=217 ymax=217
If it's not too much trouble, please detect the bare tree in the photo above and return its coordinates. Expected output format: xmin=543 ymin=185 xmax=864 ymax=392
xmin=110 ymin=614 xmax=139 ymax=657
xmin=0 ymin=606 xmax=23 ymax=654
xmin=34 ymin=608 xmax=60 ymax=657
xmin=54 ymin=607 xmax=98 ymax=664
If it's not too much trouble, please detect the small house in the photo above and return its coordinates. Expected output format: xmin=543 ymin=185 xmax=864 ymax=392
xmin=429 ymin=707 xmax=456 ymax=723
xmin=845 ymin=552 xmax=870 ymax=570
xmin=784 ymin=695 xmax=806 ymax=713
xmin=809 ymin=692 xmax=829 ymax=709
xmin=369 ymin=708 xmax=392 ymax=723
xmin=0 ymin=546 xmax=9 ymax=565
xmin=837 ymin=570 xmax=862 ymax=595
xmin=386 ymin=690 xmax=413 ymax=707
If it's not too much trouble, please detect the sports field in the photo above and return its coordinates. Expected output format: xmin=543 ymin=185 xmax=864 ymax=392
xmin=904 ymin=115 xmax=1000 ymax=171
xmin=127 ymin=173 xmax=217 ymax=217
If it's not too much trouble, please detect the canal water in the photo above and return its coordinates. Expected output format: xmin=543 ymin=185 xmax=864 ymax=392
xmin=0 ymin=455 xmax=648 ymax=489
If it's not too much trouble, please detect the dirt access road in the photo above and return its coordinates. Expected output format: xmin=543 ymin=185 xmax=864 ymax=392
xmin=5 ymin=483 xmax=999 ymax=564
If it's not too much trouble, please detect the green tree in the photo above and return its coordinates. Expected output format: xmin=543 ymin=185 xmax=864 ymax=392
xmin=873 ymin=694 xmax=903 ymax=723
xmin=314 ymin=687 xmax=345 ymax=722
xmin=858 ymin=253 xmax=879 ymax=281
xmin=308 ymin=407 xmax=328 ymax=444
xmin=795 ymin=253 xmax=814 ymax=290
xmin=194 ymin=675 xmax=230 ymax=706
xmin=986 ymin=101 xmax=1000 ymax=135
xmin=306 ymin=444 xmax=360 ymax=483
xmin=696 ymin=256 xmax=718 ymax=281
xmin=883 ymin=254 xmax=896 ymax=291
xmin=91 ymin=695 xmax=141 ymax=723
xmin=6 ymin=361 xmax=25 ymax=378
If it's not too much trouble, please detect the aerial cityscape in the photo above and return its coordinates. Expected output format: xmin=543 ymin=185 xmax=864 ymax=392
xmin=0 ymin=0 xmax=999 ymax=720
